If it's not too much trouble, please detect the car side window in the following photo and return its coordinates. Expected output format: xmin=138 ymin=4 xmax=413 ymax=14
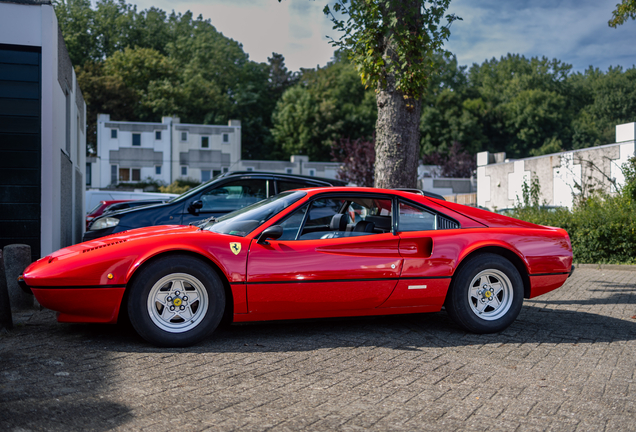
xmin=283 ymin=197 xmax=392 ymax=240
xmin=276 ymin=203 xmax=309 ymax=240
xmin=200 ymin=179 xmax=268 ymax=212
xmin=278 ymin=180 xmax=312 ymax=193
xmin=398 ymin=201 xmax=437 ymax=231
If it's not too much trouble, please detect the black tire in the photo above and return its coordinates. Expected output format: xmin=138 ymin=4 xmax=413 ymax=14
xmin=128 ymin=255 xmax=225 ymax=347
xmin=445 ymin=253 xmax=523 ymax=334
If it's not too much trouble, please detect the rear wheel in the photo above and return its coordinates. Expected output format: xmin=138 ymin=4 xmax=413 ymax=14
xmin=445 ymin=253 xmax=523 ymax=334
xmin=128 ymin=255 xmax=225 ymax=347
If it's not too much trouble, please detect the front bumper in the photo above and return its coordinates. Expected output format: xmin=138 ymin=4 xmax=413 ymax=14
xmin=31 ymin=287 xmax=126 ymax=324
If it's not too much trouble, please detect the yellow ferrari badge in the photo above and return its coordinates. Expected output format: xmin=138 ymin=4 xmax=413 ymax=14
xmin=173 ymin=298 xmax=182 ymax=307
xmin=230 ymin=242 xmax=241 ymax=255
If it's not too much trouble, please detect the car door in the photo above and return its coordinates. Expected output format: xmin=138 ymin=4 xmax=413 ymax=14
xmin=379 ymin=199 xmax=460 ymax=309
xmin=180 ymin=178 xmax=272 ymax=225
xmin=246 ymin=194 xmax=403 ymax=317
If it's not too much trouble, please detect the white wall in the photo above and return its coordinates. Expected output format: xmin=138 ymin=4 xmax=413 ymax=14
xmin=477 ymin=123 xmax=636 ymax=210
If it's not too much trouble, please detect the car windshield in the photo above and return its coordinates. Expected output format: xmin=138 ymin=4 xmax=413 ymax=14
xmin=203 ymin=191 xmax=306 ymax=237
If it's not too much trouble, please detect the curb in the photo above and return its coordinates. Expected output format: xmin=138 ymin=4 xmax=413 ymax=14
xmin=575 ymin=263 xmax=636 ymax=272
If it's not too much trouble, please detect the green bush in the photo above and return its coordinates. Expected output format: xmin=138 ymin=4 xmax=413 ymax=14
xmin=509 ymin=158 xmax=636 ymax=264
xmin=159 ymin=178 xmax=201 ymax=195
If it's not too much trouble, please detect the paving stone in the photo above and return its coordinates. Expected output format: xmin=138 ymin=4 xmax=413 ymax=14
xmin=2 ymin=268 xmax=636 ymax=430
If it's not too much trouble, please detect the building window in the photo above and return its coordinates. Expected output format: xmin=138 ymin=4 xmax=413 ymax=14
xmin=111 ymin=165 xmax=118 ymax=184
xmin=132 ymin=133 xmax=141 ymax=146
xmin=222 ymin=167 xmax=229 ymax=173
xmin=213 ymin=170 xmax=221 ymax=177
xmin=111 ymin=129 xmax=118 ymax=139
xmin=180 ymin=131 xmax=188 ymax=142
xmin=181 ymin=166 xmax=188 ymax=176
xmin=201 ymin=136 xmax=209 ymax=148
xmin=222 ymin=133 xmax=229 ymax=143
xmin=245 ymin=167 xmax=254 ymax=172
xmin=285 ymin=168 xmax=293 ymax=174
xmin=132 ymin=168 xmax=141 ymax=181
xmin=308 ymin=169 xmax=316 ymax=176
xmin=86 ymin=163 xmax=92 ymax=185
xmin=155 ymin=131 xmax=162 ymax=140
xmin=201 ymin=170 xmax=211 ymax=182
xmin=155 ymin=165 xmax=162 ymax=175
xmin=119 ymin=168 xmax=130 ymax=182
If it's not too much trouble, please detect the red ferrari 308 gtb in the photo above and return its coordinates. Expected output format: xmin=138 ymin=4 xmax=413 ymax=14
xmin=21 ymin=187 xmax=573 ymax=347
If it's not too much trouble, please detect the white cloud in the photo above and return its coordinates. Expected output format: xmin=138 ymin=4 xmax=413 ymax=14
xmin=446 ymin=0 xmax=636 ymax=71
xmin=128 ymin=0 xmax=636 ymax=73
xmin=130 ymin=0 xmax=339 ymax=71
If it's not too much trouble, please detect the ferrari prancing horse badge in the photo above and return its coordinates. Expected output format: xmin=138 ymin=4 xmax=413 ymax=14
xmin=230 ymin=242 xmax=241 ymax=255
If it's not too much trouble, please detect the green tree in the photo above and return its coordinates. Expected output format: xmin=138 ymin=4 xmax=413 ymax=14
xmin=322 ymin=0 xmax=460 ymax=188
xmin=55 ymin=0 xmax=279 ymax=159
xmin=271 ymin=55 xmax=377 ymax=161
xmin=609 ymin=0 xmax=636 ymax=27
xmin=570 ymin=66 xmax=636 ymax=148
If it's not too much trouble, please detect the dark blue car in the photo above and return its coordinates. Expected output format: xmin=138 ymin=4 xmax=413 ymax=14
xmin=83 ymin=172 xmax=347 ymax=241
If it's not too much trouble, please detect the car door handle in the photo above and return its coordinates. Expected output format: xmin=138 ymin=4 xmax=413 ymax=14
xmin=399 ymin=238 xmax=433 ymax=258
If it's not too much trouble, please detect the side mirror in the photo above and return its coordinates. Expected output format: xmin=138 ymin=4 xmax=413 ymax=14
xmin=188 ymin=200 xmax=203 ymax=215
xmin=257 ymin=225 xmax=283 ymax=245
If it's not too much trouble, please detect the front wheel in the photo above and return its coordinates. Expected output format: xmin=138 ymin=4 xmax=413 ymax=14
xmin=445 ymin=253 xmax=523 ymax=334
xmin=128 ymin=255 xmax=225 ymax=347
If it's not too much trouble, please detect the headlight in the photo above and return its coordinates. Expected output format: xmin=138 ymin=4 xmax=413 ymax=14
xmin=90 ymin=217 xmax=120 ymax=230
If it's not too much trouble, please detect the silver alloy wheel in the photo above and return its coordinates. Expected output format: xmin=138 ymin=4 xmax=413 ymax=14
xmin=147 ymin=273 xmax=209 ymax=333
xmin=467 ymin=269 xmax=514 ymax=321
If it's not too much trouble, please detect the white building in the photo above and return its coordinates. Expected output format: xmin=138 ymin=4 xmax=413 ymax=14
xmin=0 ymin=0 xmax=86 ymax=259
xmin=477 ymin=122 xmax=636 ymax=210
xmin=90 ymin=115 xmax=241 ymax=188
xmin=236 ymin=155 xmax=340 ymax=179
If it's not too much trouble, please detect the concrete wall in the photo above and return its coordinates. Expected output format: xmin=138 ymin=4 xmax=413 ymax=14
xmin=477 ymin=123 xmax=636 ymax=210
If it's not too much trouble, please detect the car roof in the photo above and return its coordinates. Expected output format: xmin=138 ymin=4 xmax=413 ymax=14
xmin=218 ymin=171 xmax=348 ymax=186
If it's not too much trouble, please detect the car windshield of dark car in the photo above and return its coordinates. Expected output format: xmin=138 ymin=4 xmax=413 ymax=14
xmin=202 ymin=191 xmax=306 ymax=237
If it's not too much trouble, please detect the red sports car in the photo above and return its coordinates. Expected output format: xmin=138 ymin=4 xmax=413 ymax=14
xmin=21 ymin=187 xmax=573 ymax=347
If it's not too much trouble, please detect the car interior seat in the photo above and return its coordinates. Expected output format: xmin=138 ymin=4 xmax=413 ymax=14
xmin=353 ymin=220 xmax=375 ymax=233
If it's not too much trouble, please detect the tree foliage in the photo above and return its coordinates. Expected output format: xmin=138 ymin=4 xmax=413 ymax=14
xmin=609 ymin=0 xmax=636 ymax=27
xmin=324 ymin=0 xmax=460 ymax=99
xmin=271 ymin=54 xmax=376 ymax=161
xmin=55 ymin=0 xmax=296 ymax=159
xmin=57 ymin=0 xmax=636 ymax=173
xmin=331 ymin=137 xmax=376 ymax=187
xmin=320 ymin=0 xmax=461 ymax=188
xmin=421 ymin=54 xmax=636 ymax=160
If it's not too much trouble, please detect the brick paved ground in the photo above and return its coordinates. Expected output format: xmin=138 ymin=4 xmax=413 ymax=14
xmin=1 ymin=267 xmax=636 ymax=431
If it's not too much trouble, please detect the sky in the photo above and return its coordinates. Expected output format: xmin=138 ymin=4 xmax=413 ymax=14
xmin=129 ymin=0 xmax=636 ymax=73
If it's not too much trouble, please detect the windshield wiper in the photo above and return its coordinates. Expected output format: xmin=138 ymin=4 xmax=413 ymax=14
xmin=192 ymin=216 xmax=217 ymax=229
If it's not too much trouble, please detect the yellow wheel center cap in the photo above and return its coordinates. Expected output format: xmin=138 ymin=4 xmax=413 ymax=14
xmin=173 ymin=297 xmax=183 ymax=307
xmin=484 ymin=291 xmax=492 ymax=298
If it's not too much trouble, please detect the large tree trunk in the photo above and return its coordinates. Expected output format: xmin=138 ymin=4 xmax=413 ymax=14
xmin=374 ymin=80 xmax=421 ymax=189
xmin=373 ymin=0 xmax=422 ymax=189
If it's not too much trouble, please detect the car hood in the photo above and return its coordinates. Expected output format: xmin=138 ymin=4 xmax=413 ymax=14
xmin=47 ymin=225 xmax=202 ymax=261
xmin=96 ymin=200 xmax=171 ymax=219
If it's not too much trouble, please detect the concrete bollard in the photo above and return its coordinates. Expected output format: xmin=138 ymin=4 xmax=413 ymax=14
xmin=4 ymin=244 xmax=33 ymax=311
xmin=0 ymin=249 xmax=13 ymax=330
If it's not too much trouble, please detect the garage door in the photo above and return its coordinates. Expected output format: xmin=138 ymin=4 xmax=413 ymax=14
xmin=0 ymin=44 xmax=41 ymax=261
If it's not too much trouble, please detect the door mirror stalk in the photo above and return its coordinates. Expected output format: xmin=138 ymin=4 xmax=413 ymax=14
xmin=257 ymin=225 xmax=283 ymax=245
